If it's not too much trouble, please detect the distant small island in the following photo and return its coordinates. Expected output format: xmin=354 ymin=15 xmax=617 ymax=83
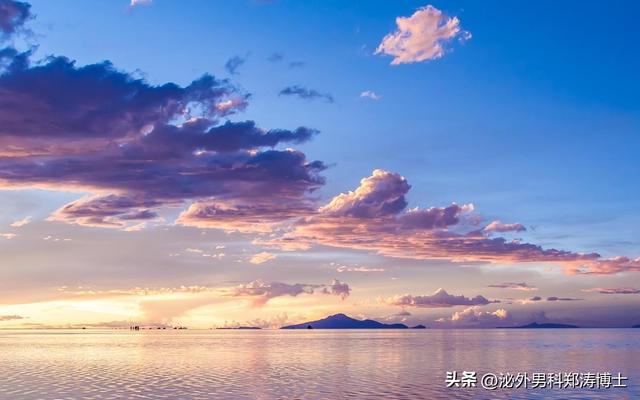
xmin=633 ymin=324 xmax=640 ymax=328
xmin=502 ymin=322 xmax=579 ymax=329
xmin=281 ymin=313 xmax=425 ymax=329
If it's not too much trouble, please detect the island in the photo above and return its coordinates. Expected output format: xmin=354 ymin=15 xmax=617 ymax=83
xmin=281 ymin=313 xmax=410 ymax=329
xmin=502 ymin=322 xmax=579 ymax=329
xmin=633 ymin=324 xmax=640 ymax=328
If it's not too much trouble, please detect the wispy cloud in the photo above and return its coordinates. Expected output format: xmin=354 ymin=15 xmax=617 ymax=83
xmin=376 ymin=5 xmax=471 ymax=65
xmin=249 ymin=251 xmax=276 ymax=265
xmin=0 ymin=314 xmax=25 ymax=321
xmin=583 ymin=287 xmax=640 ymax=294
xmin=360 ymin=90 xmax=381 ymax=100
xmin=488 ymin=282 xmax=537 ymax=291
xmin=224 ymin=55 xmax=246 ymax=75
xmin=129 ymin=0 xmax=152 ymax=8
xmin=279 ymin=85 xmax=334 ymax=103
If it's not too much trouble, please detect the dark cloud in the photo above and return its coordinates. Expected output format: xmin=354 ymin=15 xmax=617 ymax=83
xmin=224 ymin=55 xmax=245 ymax=75
xmin=0 ymin=45 xmax=326 ymax=229
xmin=279 ymin=85 xmax=333 ymax=103
xmin=386 ymin=288 xmax=497 ymax=308
xmin=529 ymin=296 xmax=542 ymax=301
xmin=546 ymin=296 xmax=581 ymax=302
xmin=288 ymin=61 xmax=305 ymax=68
xmin=0 ymin=0 xmax=30 ymax=38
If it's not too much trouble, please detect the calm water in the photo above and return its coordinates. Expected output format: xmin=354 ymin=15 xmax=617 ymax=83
xmin=0 ymin=329 xmax=638 ymax=399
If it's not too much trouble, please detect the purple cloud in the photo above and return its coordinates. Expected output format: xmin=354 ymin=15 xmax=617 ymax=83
xmin=483 ymin=220 xmax=526 ymax=233
xmin=386 ymin=288 xmax=497 ymax=308
xmin=0 ymin=0 xmax=30 ymax=38
xmin=279 ymin=85 xmax=334 ymax=103
xmin=546 ymin=296 xmax=581 ymax=302
xmin=230 ymin=279 xmax=350 ymax=306
xmin=583 ymin=287 xmax=640 ymax=294
xmin=0 ymin=45 xmax=326 ymax=229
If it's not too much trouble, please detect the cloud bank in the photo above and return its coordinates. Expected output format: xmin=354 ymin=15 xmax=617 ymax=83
xmin=386 ymin=288 xmax=497 ymax=308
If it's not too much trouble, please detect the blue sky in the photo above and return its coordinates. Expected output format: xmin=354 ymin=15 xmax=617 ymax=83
xmin=0 ymin=0 xmax=639 ymax=328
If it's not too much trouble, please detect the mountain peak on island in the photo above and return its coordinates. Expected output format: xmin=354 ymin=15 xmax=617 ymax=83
xmin=281 ymin=313 xmax=411 ymax=329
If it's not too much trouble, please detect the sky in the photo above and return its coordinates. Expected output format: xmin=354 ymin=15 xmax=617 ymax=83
xmin=0 ymin=0 xmax=639 ymax=329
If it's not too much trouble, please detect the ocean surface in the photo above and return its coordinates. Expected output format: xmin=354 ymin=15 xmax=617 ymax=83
xmin=0 ymin=329 xmax=638 ymax=399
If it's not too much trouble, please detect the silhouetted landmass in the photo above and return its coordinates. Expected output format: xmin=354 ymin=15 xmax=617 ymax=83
xmin=281 ymin=313 xmax=409 ymax=329
xmin=412 ymin=325 xmax=427 ymax=329
xmin=633 ymin=324 xmax=640 ymax=328
xmin=502 ymin=322 xmax=579 ymax=329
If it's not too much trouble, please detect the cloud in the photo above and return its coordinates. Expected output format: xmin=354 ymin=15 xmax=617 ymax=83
xmin=0 ymin=43 xmax=326 ymax=231
xmin=583 ymin=287 xmax=640 ymax=295
xmin=488 ymin=282 xmax=537 ymax=291
xmin=129 ymin=0 xmax=152 ymax=8
xmin=267 ymin=53 xmax=284 ymax=62
xmin=229 ymin=279 xmax=350 ymax=306
xmin=264 ymin=169 xmax=640 ymax=275
xmin=9 ymin=215 xmax=30 ymax=227
xmin=0 ymin=0 xmax=31 ymax=38
xmin=546 ymin=296 xmax=581 ymax=302
xmin=375 ymin=5 xmax=470 ymax=65
xmin=360 ymin=90 xmax=381 ymax=100
xmin=279 ymin=85 xmax=334 ymax=103
xmin=386 ymin=288 xmax=497 ymax=308
xmin=224 ymin=55 xmax=245 ymax=75
xmin=321 ymin=278 xmax=351 ymax=299
xmin=334 ymin=263 xmax=385 ymax=273
xmin=529 ymin=296 xmax=542 ymax=301
xmin=0 ymin=314 xmax=24 ymax=321
xmin=436 ymin=306 xmax=510 ymax=328
xmin=483 ymin=220 xmax=526 ymax=233
xmin=0 ymin=232 xmax=16 ymax=239
xmin=249 ymin=251 xmax=276 ymax=265
xmin=288 ymin=61 xmax=305 ymax=68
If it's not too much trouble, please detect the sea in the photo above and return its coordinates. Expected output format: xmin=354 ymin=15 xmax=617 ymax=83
xmin=0 ymin=329 xmax=638 ymax=399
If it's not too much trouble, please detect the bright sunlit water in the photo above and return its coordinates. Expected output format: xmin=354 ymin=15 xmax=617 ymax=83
xmin=0 ymin=329 xmax=638 ymax=399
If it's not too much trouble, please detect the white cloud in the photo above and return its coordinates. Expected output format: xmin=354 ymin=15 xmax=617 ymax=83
xmin=437 ymin=306 xmax=510 ymax=328
xmin=130 ymin=0 xmax=152 ymax=7
xmin=249 ymin=252 xmax=276 ymax=265
xmin=375 ymin=5 xmax=471 ymax=65
xmin=1 ymin=233 xmax=17 ymax=240
xmin=10 ymin=216 xmax=31 ymax=228
xmin=360 ymin=90 xmax=381 ymax=100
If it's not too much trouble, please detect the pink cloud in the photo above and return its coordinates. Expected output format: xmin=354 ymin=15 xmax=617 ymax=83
xmin=264 ymin=170 xmax=640 ymax=275
xmin=375 ymin=5 xmax=471 ymax=65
